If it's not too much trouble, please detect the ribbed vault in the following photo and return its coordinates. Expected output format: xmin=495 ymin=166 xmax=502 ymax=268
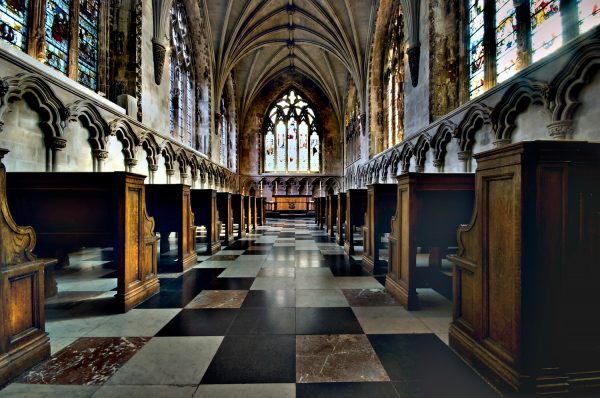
xmin=202 ymin=0 xmax=378 ymax=127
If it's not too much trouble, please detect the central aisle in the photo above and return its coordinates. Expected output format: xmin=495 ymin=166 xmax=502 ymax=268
xmin=2 ymin=218 xmax=500 ymax=398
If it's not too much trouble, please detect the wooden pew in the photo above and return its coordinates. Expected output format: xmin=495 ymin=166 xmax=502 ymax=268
xmin=231 ymin=194 xmax=246 ymax=240
xmin=327 ymin=194 xmax=338 ymax=238
xmin=386 ymin=173 xmax=474 ymax=310
xmin=244 ymin=195 xmax=254 ymax=233
xmin=314 ymin=197 xmax=321 ymax=224
xmin=336 ymin=192 xmax=347 ymax=245
xmin=251 ymin=196 xmax=258 ymax=230
xmin=7 ymin=171 xmax=159 ymax=313
xmin=216 ymin=192 xmax=234 ymax=246
xmin=318 ymin=197 xmax=326 ymax=229
xmin=145 ymin=184 xmax=197 ymax=271
xmin=343 ymin=189 xmax=368 ymax=255
xmin=190 ymin=189 xmax=221 ymax=255
xmin=256 ymin=197 xmax=265 ymax=226
xmin=447 ymin=141 xmax=600 ymax=395
xmin=0 ymin=149 xmax=51 ymax=385
xmin=362 ymin=184 xmax=397 ymax=274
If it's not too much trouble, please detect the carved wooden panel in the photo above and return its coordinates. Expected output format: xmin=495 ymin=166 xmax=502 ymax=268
xmin=336 ymin=193 xmax=347 ymax=245
xmin=231 ymin=194 xmax=246 ymax=240
xmin=146 ymin=184 xmax=197 ymax=271
xmin=344 ymin=189 xmax=368 ymax=255
xmin=386 ymin=174 xmax=475 ymax=310
xmin=362 ymin=184 xmax=397 ymax=273
xmin=327 ymin=194 xmax=338 ymax=237
xmin=448 ymin=141 xmax=600 ymax=394
xmin=217 ymin=192 xmax=235 ymax=245
xmin=190 ymin=189 xmax=221 ymax=255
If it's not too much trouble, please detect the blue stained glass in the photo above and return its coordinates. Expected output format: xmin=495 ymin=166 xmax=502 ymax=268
xmin=0 ymin=0 xmax=29 ymax=51
xmin=45 ymin=0 xmax=70 ymax=74
xmin=468 ymin=0 xmax=486 ymax=98
xmin=77 ymin=0 xmax=99 ymax=90
xmin=496 ymin=0 xmax=518 ymax=82
xmin=578 ymin=0 xmax=600 ymax=33
xmin=530 ymin=0 xmax=562 ymax=62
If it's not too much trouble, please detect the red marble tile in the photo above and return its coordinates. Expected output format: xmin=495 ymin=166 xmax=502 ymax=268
xmin=18 ymin=337 xmax=150 ymax=385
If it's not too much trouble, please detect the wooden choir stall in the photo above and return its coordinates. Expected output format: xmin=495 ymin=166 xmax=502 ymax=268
xmin=362 ymin=184 xmax=397 ymax=274
xmin=216 ymin=192 xmax=234 ymax=246
xmin=244 ymin=196 xmax=256 ymax=232
xmin=336 ymin=192 xmax=347 ymax=246
xmin=256 ymin=197 xmax=266 ymax=226
xmin=343 ymin=189 xmax=368 ymax=255
xmin=318 ymin=197 xmax=327 ymax=229
xmin=386 ymin=173 xmax=474 ymax=310
xmin=7 ymin=171 xmax=159 ymax=313
xmin=0 ymin=149 xmax=51 ymax=385
xmin=191 ymin=189 xmax=221 ymax=255
xmin=231 ymin=194 xmax=246 ymax=239
xmin=327 ymin=194 xmax=338 ymax=238
xmin=145 ymin=184 xmax=197 ymax=271
xmin=314 ymin=197 xmax=321 ymax=224
xmin=447 ymin=141 xmax=600 ymax=395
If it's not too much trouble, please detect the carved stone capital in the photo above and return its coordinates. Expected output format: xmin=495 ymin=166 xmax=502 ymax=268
xmin=457 ymin=150 xmax=471 ymax=162
xmin=415 ymin=165 xmax=424 ymax=173
xmin=149 ymin=164 xmax=159 ymax=172
xmin=432 ymin=159 xmax=443 ymax=169
xmin=0 ymin=79 xmax=9 ymax=98
xmin=166 ymin=168 xmax=175 ymax=176
xmin=93 ymin=149 xmax=109 ymax=160
xmin=152 ymin=39 xmax=168 ymax=85
xmin=125 ymin=158 xmax=138 ymax=167
xmin=547 ymin=120 xmax=574 ymax=140
xmin=407 ymin=45 xmax=420 ymax=88
xmin=493 ymin=138 xmax=512 ymax=148
xmin=180 ymin=173 xmax=189 ymax=180
xmin=49 ymin=136 xmax=67 ymax=150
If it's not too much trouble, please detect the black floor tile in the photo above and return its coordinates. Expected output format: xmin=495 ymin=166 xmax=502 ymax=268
xmin=156 ymin=309 xmax=238 ymax=336
xmin=229 ymin=308 xmax=295 ymax=335
xmin=242 ymin=290 xmax=296 ymax=308
xmin=207 ymin=255 xmax=239 ymax=261
xmin=201 ymin=335 xmax=296 ymax=383
xmin=297 ymin=382 xmax=399 ymax=398
xmin=135 ymin=290 xmax=195 ymax=309
xmin=206 ymin=277 xmax=255 ymax=290
xmin=296 ymin=307 xmax=363 ymax=335
xmin=369 ymin=334 xmax=500 ymax=397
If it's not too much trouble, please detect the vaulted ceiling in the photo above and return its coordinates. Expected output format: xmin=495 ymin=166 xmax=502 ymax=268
xmin=202 ymin=0 xmax=377 ymax=127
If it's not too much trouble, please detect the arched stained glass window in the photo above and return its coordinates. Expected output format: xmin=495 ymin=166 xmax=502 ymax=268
xmin=496 ymin=0 xmax=518 ymax=83
xmin=0 ymin=0 xmax=29 ymax=51
xmin=468 ymin=0 xmax=486 ymax=98
xmin=578 ymin=0 xmax=600 ymax=33
xmin=77 ymin=0 xmax=99 ymax=90
xmin=45 ymin=0 xmax=71 ymax=74
xmin=530 ymin=0 xmax=562 ymax=62
xmin=263 ymin=90 xmax=320 ymax=173
xmin=169 ymin=0 xmax=195 ymax=148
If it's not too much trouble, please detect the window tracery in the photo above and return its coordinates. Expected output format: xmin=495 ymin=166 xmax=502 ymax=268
xmin=467 ymin=0 xmax=600 ymax=99
xmin=383 ymin=4 xmax=404 ymax=148
xmin=263 ymin=89 xmax=320 ymax=173
xmin=169 ymin=0 xmax=195 ymax=149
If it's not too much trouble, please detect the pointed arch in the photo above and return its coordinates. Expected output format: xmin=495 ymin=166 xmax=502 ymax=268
xmin=456 ymin=103 xmax=492 ymax=153
xmin=68 ymin=100 xmax=111 ymax=151
xmin=431 ymin=120 xmax=456 ymax=168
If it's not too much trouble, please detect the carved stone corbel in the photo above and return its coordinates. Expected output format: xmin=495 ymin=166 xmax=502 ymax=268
xmin=151 ymin=0 xmax=173 ymax=85
xmin=547 ymin=120 xmax=574 ymax=140
xmin=407 ymin=45 xmax=420 ymax=87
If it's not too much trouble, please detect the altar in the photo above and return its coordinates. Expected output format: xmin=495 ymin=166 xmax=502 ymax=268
xmin=267 ymin=195 xmax=314 ymax=215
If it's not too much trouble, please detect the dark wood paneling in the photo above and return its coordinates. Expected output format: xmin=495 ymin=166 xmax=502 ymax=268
xmin=362 ymin=184 xmax=397 ymax=274
xmin=191 ymin=189 xmax=221 ymax=255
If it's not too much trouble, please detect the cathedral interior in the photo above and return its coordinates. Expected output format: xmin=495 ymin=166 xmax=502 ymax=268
xmin=0 ymin=0 xmax=599 ymax=397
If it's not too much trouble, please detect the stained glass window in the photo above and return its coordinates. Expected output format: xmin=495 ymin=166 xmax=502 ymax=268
xmin=468 ymin=0 xmax=486 ymax=98
xmin=263 ymin=90 xmax=320 ymax=173
xmin=186 ymin=74 xmax=193 ymax=147
xmin=169 ymin=0 xmax=195 ymax=148
xmin=310 ymin=128 xmax=319 ymax=172
xmin=265 ymin=127 xmax=275 ymax=171
xmin=45 ymin=0 xmax=71 ymax=74
xmin=0 ymin=0 xmax=29 ymax=51
xmin=530 ymin=0 xmax=562 ymax=62
xmin=298 ymin=121 xmax=309 ymax=171
xmin=77 ymin=0 xmax=99 ymax=90
xmin=496 ymin=0 xmax=518 ymax=83
xmin=578 ymin=0 xmax=600 ymax=33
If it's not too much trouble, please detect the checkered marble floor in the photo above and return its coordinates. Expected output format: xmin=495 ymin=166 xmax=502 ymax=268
xmin=0 ymin=218 xmax=503 ymax=398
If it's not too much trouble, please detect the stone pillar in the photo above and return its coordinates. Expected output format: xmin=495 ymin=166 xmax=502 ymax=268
xmin=93 ymin=149 xmax=108 ymax=172
xmin=149 ymin=164 xmax=159 ymax=184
